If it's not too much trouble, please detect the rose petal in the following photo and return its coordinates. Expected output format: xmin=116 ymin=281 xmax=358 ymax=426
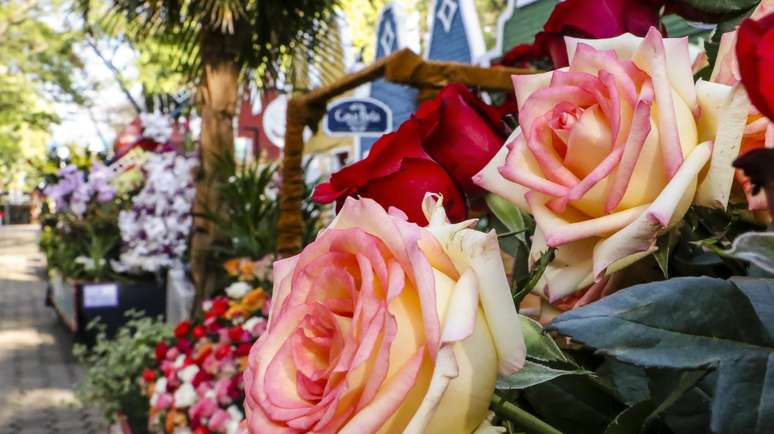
xmin=694 ymin=81 xmax=751 ymax=209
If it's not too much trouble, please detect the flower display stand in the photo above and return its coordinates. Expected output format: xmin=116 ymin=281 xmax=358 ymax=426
xmin=47 ymin=269 xmax=166 ymax=342
xmin=166 ymin=267 xmax=194 ymax=325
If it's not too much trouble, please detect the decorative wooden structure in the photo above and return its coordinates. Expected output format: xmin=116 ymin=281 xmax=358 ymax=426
xmin=277 ymin=48 xmax=531 ymax=256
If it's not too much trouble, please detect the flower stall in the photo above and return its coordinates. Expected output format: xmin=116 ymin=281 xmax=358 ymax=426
xmin=41 ymin=114 xmax=197 ymax=341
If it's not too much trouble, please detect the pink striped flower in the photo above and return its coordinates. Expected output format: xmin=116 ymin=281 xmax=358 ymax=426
xmin=243 ymin=195 xmax=524 ymax=433
xmin=711 ymin=0 xmax=774 ymax=218
xmin=476 ymin=28 xmax=748 ymax=308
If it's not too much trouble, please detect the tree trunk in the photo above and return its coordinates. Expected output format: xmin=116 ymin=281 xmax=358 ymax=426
xmin=190 ymin=29 xmax=240 ymax=313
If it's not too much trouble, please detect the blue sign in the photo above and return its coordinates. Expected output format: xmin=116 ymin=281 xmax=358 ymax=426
xmin=324 ymin=98 xmax=392 ymax=137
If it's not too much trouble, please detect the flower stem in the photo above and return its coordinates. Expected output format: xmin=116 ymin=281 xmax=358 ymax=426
xmin=491 ymin=394 xmax=563 ymax=434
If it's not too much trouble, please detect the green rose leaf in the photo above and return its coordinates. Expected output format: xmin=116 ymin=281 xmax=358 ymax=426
xmin=726 ymin=231 xmax=774 ymax=275
xmin=520 ymin=315 xmax=568 ymax=363
xmin=496 ymin=360 xmax=590 ymax=390
xmin=548 ymin=276 xmax=774 ymax=434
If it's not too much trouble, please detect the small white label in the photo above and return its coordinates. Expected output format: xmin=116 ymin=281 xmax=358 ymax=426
xmin=83 ymin=283 xmax=119 ymax=308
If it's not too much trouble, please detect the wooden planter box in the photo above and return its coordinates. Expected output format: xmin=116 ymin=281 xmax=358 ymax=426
xmin=47 ymin=269 xmax=166 ymax=342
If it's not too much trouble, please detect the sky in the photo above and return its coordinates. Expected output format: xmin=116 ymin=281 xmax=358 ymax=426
xmin=46 ymin=7 xmax=140 ymax=155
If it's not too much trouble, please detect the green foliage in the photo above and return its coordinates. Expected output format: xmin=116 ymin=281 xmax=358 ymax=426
xmin=198 ymin=156 xmax=323 ymax=279
xmin=0 ymin=1 xmax=84 ymax=186
xmin=73 ymin=312 xmax=171 ymax=431
xmin=726 ymin=231 xmax=774 ymax=276
xmin=548 ymin=276 xmax=774 ymax=434
xmin=88 ymin=0 xmax=340 ymax=84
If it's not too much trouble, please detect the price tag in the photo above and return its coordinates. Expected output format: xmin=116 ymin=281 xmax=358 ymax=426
xmin=83 ymin=283 xmax=119 ymax=308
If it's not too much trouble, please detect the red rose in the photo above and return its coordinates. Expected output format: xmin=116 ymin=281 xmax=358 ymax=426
xmin=497 ymin=41 xmax=550 ymax=68
xmin=313 ymin=85 xmax=512 ymax=224
xmin=193 ymin=426 xmax=211 ymax=434
xmin=142 ymin=368 xmax=157 ymax=383
xmin=192 ymin=370 xmax=212 ymax=388
xmin=154 ymin=341 xmax=169 ymax=362
xmin=518 ymin=0 xmax=663 ymax=67
xmin=176 ymin=338 xmax=192 ymax=355
xmin=235 ymin=342 xmax=252 ymax=357
xmin=215 ymin=343 xmax=232 ymax=360
xmin=208 ymin=298 xmax=230 ymax=318
xmin=414 ymin=84 xmax=510 ymax=194
xmin=228 ymin=325 xmax=245 ymax=343
xmin=191 ymin=325 xmax=206 ymax=339
xmin=174 ymin=320 xmax=191 ymax=338
xmin=205 ymin=317 xmax=222 ymax=334
xmin=737 ymin=13 xmax=774 ymax=122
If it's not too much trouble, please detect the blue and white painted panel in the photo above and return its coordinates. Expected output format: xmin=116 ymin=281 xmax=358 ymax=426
xmin=426 ymin=0 xmax=486 ymax=64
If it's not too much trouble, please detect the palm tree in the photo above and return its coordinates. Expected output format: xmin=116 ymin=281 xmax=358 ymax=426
xmin=81 ymin=0 xmax=338 ymax=303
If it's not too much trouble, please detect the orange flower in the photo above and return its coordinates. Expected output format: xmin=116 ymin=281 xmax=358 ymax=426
xmin=164 ymin=410 xmax=186 ymax=433
xmin=225 ymin=304 xmax=248 ymax=320
xmin=223 ymin=258 xmax=241 ymax=277
xmin=240 ymin=288 xmax=266 ymax=312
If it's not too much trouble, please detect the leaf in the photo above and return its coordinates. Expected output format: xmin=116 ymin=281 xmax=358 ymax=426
xmin=674 ymin=0 xmax=759 ymax=16
xmin=711 ymin=354 xmax=774 ymax=434
xmin=647 ymin=369 xmax=713 ymax=434
xmin=548 ymin=277 xmax=773 ymax=368
xmin=726 ymin=231 xmax=774 ymax=275
xmin=520 ymin=315 xmax=568 ymax=363
xmin=654 ymin=228 xmax=678 ymax=278
xmin=524 ymin=375 xmax=625 ymax=434
xmin=548 ymin=276 xmax=774 ymax=434
xmin=486 ymin=193 xmax=530 ymax=238
xmin=497 ymin=360 xmax=591 ymax=390
xmin=597 ymin=359 xmax=651 ymax=405
xmin=603 ymin=400 xmax=658 ymax=434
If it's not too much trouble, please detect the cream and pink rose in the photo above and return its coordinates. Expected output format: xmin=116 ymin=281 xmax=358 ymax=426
xmin=243 ymin=196 xmax=524 ymax=433
xmin=475 ymin=28 xmax=749 ymax=307
xmin=712 ymin=0 xmax=774 ymax=217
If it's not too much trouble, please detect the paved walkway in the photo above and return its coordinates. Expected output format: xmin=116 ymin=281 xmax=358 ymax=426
xmin=0 ymin=225 xmax=106 ymax=434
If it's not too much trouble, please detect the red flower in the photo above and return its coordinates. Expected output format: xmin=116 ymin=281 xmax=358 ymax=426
xmin=206 ymin=298 xmax=230 ymax=319
xmin=313 ymin=85 xmax=512 ymax=224
xmin=192 ymin=370 xmax=212 ymax=388
xmin=215 ymin=343 xmax=232 ymax=360
xmin=142 ymin=368 xmax=157 ymax=383
xmin=414 ymin=84 xmax=511 ymax=194
xmin=228 ymin=325 xmax=245 ymax=343
xmin=510 ymin=0 xmax=663 ymax=68
xmin=174 ymin=320 xmax=191 ymax=338
xmin=193 ymin=426 xmax=211 ymax=434
xmin=205 ymin=317 xmax=222 ymax=334
xmin=737 ymin=13 xmax=774 ymax=122
xmin=235 ymin=342 xmax=252 ymax=357
xmin=154 ymin=341 xmax=169 ymax=363
xmin=176 ymin=338 xmax=192 ymax=355
xmin=192 ymin=325 xmax=207 ymax=339
xmin=497 ymin=40 xmax=550 ymax=68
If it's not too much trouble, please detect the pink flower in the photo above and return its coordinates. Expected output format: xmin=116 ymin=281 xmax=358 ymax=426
xmin=209 ymin=410 xmax=232 ymax=432
xmin=153 ymin=392 xmax=174 ymax=410
xmin=189 ymin=397 xmax=218 ymax=421
xmin=475 ymin=29 xmax=748 ymax=309
xmin=214 ymin=378 xmax=232 ymax=405
xmin=243 ymin=196 xmax=524 ymax=433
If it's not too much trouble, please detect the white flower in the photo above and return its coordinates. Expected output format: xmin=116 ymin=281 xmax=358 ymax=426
xmin=225 ymin=282 xmax=251 ymax=299
xmin=178 ymin=364 xmax=200 ymax=383
xmin=140 ymin=113 xmax=174 ymax=144
xmin=227 ymin=405 xmax=243 ymax=422
xmin=75 ymin=256 xmax=96 ymax=270
xmin=154 ymin=378 xmax=168 ymax=395
xmin=173 ymin=382 xmax=197 ymax=408
xmin=172 ymin=427 xmax=193 ymax=434
xmin=173 ymin=354 xmax=186 ymax=369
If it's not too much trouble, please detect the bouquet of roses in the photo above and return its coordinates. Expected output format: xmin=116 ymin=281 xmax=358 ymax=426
xmin=113 ymin=152 xmax=198 ymax=274
xmin=143 ymin=286 xmax=270 ymax=434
